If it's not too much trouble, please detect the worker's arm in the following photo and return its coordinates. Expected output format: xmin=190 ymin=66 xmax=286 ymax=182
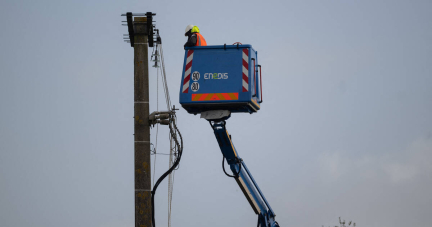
xmin=184 ymin=34 xmax=197 ymax=48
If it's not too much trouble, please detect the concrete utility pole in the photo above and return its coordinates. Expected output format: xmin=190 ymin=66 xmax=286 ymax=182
xmin=133 ymin=17 xmax=151 ymax=227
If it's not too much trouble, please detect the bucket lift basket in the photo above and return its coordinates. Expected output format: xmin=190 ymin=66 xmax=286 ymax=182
xmin=179 ymin=45 xmax=262 ymax=114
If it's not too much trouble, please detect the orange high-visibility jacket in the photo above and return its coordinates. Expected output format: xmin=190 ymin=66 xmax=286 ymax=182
xmin=195 ymin=33 xmax=207 ymax=46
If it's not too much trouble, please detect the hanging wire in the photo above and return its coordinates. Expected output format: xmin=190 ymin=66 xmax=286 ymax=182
xmin=161 ymin=43 xmax=176 ymax=227
xmin=152 ymin=113 xmax=183 ymax=227
xmin=168 ymin=131 xmax=174 ymax=227
xmin=151 ymin=42 xmax=183 ymax=227
xmin=167 ymin=113 xmax=178 ymax=227
xmin=151 ymin=153 xmax=176 ymax=156
xmin=152 ymin=44 xmax=159 ymax=187
xmin=159 ymin=44 xmax=172 ymax=110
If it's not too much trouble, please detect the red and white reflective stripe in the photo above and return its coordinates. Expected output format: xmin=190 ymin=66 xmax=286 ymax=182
xmin=242 ymin=49 xmax=249 ymax=92
xmin=182 ymin=50 xmax=194 ymax=93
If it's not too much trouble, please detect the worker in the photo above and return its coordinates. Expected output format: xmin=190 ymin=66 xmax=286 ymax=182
xmin=184 ymin=24 xmax=207 ymax=48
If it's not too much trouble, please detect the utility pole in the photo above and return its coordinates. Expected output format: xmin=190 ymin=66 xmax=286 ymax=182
xmin=133 ymin=16 xmax=151 ymax=227
xmin=122 ymin=12 xmax=157 ymax=227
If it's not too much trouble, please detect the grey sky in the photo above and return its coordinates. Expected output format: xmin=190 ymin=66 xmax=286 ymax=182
xmin=1 ymin=0 xmax=431 ymax=227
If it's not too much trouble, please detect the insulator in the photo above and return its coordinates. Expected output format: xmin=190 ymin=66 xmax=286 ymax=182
xmin=152 ymin=49 xmax=160 ymax=57
xmin=159 ymin=119 xmax=170 ymax=125
xmin=158 ymin=114 xmax=169 ymax=119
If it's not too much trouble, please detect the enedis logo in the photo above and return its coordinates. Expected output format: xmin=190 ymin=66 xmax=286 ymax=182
xmin=204 ymin=73 xmax=228 ymax=80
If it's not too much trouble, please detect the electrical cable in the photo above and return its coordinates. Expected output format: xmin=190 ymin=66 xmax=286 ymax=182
xmin=161 ymin=43 xmax=176 ymax=227
xmin=160 ymin=45 xmax=172 ymax=110
xmin=159 ymin=44 xmax=171 ymax=110
xmin=149 ymin=41 xmax=182 ymax=227
xmin=167 ymin=123 xmax=175 ymax=227
xmin=151 ymin=152 xmax=177 ymax=156
xmin=222 ymin=156 xmax=242 ymax=178
xmin=151 ymin=118 xmax=183 ymax=227
xmin=168 ymin=147 xmax=175 ymax=227
xmin=152 ymin=48 xmax=160 ymax=187
xmin=210 ymin=120 xmax=242 ymax=178
xmin=150 ymin=43 xmax=183 ymax=227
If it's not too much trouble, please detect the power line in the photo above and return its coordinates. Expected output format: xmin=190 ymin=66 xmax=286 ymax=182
xmin=150 ymin=42 xmax=182 ymax=227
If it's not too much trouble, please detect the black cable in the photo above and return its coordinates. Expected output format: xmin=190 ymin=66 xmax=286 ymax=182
xmin=151 ymin=117 xmax=183 ymax=227
xmin=222 ymin=156 xmax=235 ymax=178
xmin=210 ymin=120 xmax=241 ymax=179
xmin=222 ymin=156 xmax=242 ymax=178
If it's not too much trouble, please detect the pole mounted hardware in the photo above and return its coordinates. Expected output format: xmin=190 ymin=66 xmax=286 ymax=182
xmin=149 ymin=106 xmax=179 ymax=127
xmin=146 ymin=12 xmax=154 ymax=47
xmin=149 ymin=111 xmax=171 ymax=126
xmin=121 ymin=12 xmax=157 ymax=47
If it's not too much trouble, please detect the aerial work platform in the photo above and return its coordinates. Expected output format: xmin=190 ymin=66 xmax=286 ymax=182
xmin=178 ymin=44 xmax=279 ymax=226
xmin=179 ymin=45 xmax=262 ymax=114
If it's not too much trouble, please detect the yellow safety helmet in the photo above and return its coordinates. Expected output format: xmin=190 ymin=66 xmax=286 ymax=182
xmin=191 ymin=26 xmax=200 ymax=33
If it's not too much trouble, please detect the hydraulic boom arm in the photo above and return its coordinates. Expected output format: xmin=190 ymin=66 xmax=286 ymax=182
xmin=210 ymin=120 xmax=280 ymax=227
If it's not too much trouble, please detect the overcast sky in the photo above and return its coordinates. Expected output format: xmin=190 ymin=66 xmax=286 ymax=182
xmin=1 ymin=0 xmax=431 ymax=227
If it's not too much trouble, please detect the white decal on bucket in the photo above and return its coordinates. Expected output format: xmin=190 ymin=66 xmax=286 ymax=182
xmin=191 ymin=82 xmax=200 ymax=92
xmin=192 ymin=71 xmax=200 ymax=81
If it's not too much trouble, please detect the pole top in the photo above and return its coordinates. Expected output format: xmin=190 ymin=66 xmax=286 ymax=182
xmin=121 ymin=12 xmax=156 ymax=47
xmin=121 ymin=12 xmax=156 ymax=16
